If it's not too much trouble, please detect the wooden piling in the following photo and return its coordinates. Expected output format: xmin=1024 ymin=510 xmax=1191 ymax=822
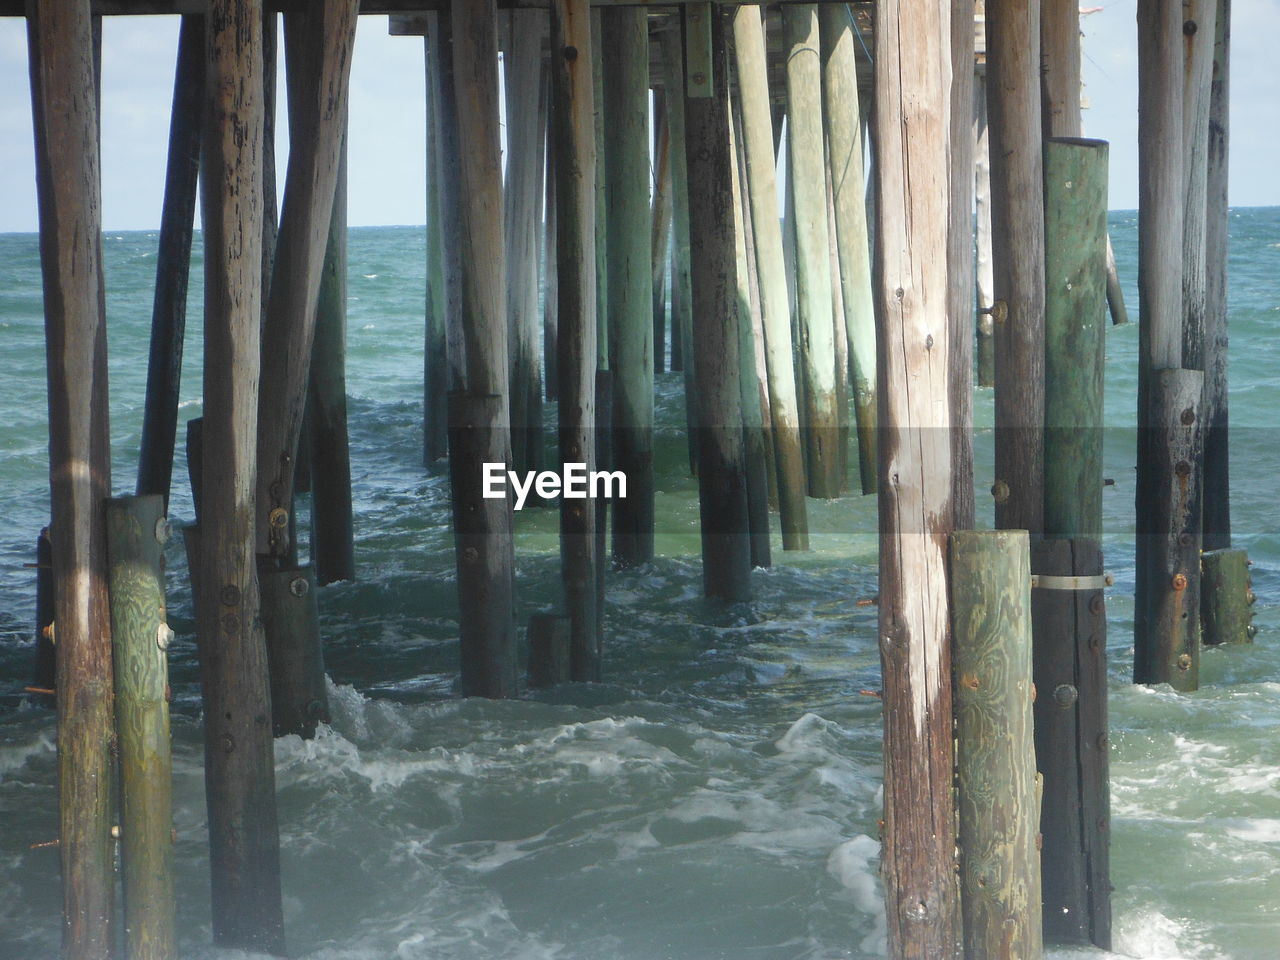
xmin=730 ymin=6 xmax=809 ymax=549
xmin=197 ymin=0 xmax=284 ymax=949
xmin=986 ymin=0 xmax=1046 ymax=535
xmin=1201 ymin=548 xmax=1253 ymax=645
xmin=1044 ymin=138 xmax=1109 ymax=541
xmin=951 ymin=529 xmax=1043 ymax=960
xmin=527 ymin=613 xmax=572 ymax=688
xmin=106 ymin=495 xmax=176 ymax=960
xmin=435 ymin=9 xmax=468 ymax=395
xmin=256 ymin=1 xmax=359 ymax=560
xmin=973 ymin=74 xmax=996 ymax=389
xmin=27 ymin=2 xmax=116 ymax=953
xmin=684 ymin=3 xmax=752 ymax=603
xmin=550 ymin=0 xmax=601 ymax=683
xmin=783 ymin=5 xmax=840 ymax=499
xmin=1181 ymin=0 xmax=1218 ymax=380
xmin=1030 ymin=538 xmax=1112 ymax=948
xmin=258 ymin=563 xmax=329 ymax=737
xmin=309 ymin=138 xmax=355 ymax=585
xmin=820 ymin=4 xmax=876 ymax=498
xmin=448 ymin=393 xmax=517 ymax=697
xmin=872 ymin=1 xmax=960 ymax=953
xmin=1134 ymin=368 xmax=1204 ymax=691
xmin=591 ymin=9 xmax=609 ymax=378
xmin=603 ymin=8 xmax=654 ymax=565
xmin=544 ymin=126 xmax=560 ymax=403
xmin=1202 ymin=0 xmax=1231 ymax=550
xmin=424 ymin=21 xmax=449 ymax=462
xmin=505 ymin=10 xmax=549 ymax=478
xmin=137 ymin=15 xmax=203 ymax=505
xmin=651 ymin=90 xmax=672 ymax=376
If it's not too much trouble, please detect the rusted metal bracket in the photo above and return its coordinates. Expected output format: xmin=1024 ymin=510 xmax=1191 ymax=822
xmin=1030 ymin=573 xmax=1113 ymax=591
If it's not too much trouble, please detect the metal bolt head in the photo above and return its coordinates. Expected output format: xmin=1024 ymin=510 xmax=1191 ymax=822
xmin=269 ymin=507 xmax=290 ymax=530
xmin=1247 ymin=624 xmax=1259 ymax=639
xmin=220 ymin=585 xmax=241 ymax=607
xmin=154 ymin=517 xmax=171 ymax=544
xmin=156 ymin=623 xmax=174 ymax=651
xmin=1053 ymin=683 xmax=1078 ymax=707
xmin=1177 ymin=652 xmax=1193 ymax=671
xmin=1172 ymin=573 xmax=1188 ymax=591
xmin=289 ymin=577 xmax=309 ymax=598
xmin=691 ymin=71 xmax=706 ymax=87
xmin=991 ymin=479 xmax=1010 ymax=504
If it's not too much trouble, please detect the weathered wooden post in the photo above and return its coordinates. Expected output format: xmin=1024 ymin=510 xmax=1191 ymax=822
xmin=27 ymin=2 xmax=116 ymax=954
xmin=309 ymin=137 xmax=355 ymax=585
xmin=731 ymin=6 xmax=809 ymax=549
xmin=527 ymin=613 xmax=572 ymax=689
xmin=951 ymin=530 xmax=1043 ymax=960
xmin=783 ymin=5 xmax=841 ymax=499
xmin=948 ymin=0 xmax=976 ymax=528
xmin=544 ymin=128 xmax=560 ymax=403
xmin=449 ymin=0 xmax=518 ymax=696
xmin=106 ymin=495 xmax=176 ymax=960
xmin=603 ymin=8 xmax=654 ymax=565
xmin=550 ymin=0 xmax=601 ymax=682
xmin=684 ymin=3 xmax=751 ymax=602
xmin=256 ymin=1 xmax=359 ymax=562
xmin=505 ymin=9 xmax=548 ymax=478
xmin=436 ymin=10 xmax=468 ymax=397
xmin=423 ymin=20 xmax=450 ymax=462
xmin=1202 ymin=0 xmax=1231 ymax=550
xmin=1181 ymin=0 xmax=1219 ymax=382
xmin=820 ymin=4 xmax=877 ymax=498
xmin=986 ymin=0 xmax=1046 ymax=536
xmin=651 ymin=90 xmax=672 ymax=376
xmin=258 ymin=562 xmax=328 ymax=737
xmin=31 ymin=528 xmax=56 ymax=694
xmin=872 ymin=0 xmax=960 ymax=954
xmin=197 ymin=0 xmax=284 ymax=949
xmin=137 ymin=15 xmax=203 ymax=505
xmin=1201 ymin=548 xmax=1254 ymax=645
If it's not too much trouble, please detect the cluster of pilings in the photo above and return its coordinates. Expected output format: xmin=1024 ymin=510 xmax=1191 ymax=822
xmin=13 ymin=1 xmax=1257 ymax=959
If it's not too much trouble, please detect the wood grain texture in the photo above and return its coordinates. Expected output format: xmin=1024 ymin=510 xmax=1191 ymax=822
xmin=1040 ymin=0 xmax=1081 ymax=137
xmin=26 ymin=3 xmax=116 ymax=954
xmin=434 ymin=8 xmax=468 ymax=393
xmin=872 ymin=0 xmax=960 ymax=954
xmin=1200 ymin=548 xmax=1253 ymax=645
xmin=947 ymin=0 xmax=975 ymax=529
xmin=985 ymin=0 xmax=1045 ymax=535
xmin=684 ymin=4 xmax=751 ymax=602
xmin=258 ymin=562 xmax=329 ymax=735
xmin=197 ymin=0 xmax=284 ymax=949
xmin=604 ymin=6 xmax=654 ymax=565
xmin=1180 ymin=0 xmax=1217 ymax=373
xmin=137 ymin=14 xmax=203 ymax=505
xmin=106 ymin=495 xmax=176 ymax=960
xmin=973 ymin=73 xmax=996 ymax=389
xmin=256 ymin=0 xmax=359 ymax=558
xmin=549 ymin=0 xmax=600 ymax=681
xmin=730 ymin=5 xmax=808 ymax=548
xmin=951 ymin=529 xmax=1042 ymax=960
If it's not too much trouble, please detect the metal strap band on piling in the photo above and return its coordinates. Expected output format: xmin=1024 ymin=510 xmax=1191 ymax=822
xmin=1030 ymin=574 xmax=1111 ymax=591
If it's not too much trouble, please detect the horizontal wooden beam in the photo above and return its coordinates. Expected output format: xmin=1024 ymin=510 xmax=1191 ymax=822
xmin=0 ymin=0 xmax=875 ymax=16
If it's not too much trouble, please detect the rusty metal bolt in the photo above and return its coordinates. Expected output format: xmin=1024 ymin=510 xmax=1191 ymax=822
xmin=991 ymin=479 xmax=1010 ymax=504
xmin=269 ymin=507 xmax=289 ymax=529
xmin=1053 ymin=684 xmax=1078 ymax=707
xmin=289 ymin=577 xmax=309 ymax=598
xmin=562 ymin=45 xmax=578 ymax=61
xmin=220 ymin=584 xmax=241 ymax=607
xmin=692 ymin=72 xmax=707 ymax=86
xmin=1172 ymin=573 xmax=1188 ymax=591
xmin=989 ymin=299 xmax=1008 ymax=324
xmin=1090 ymin=594 xmax=1106 ymax=616
xmin=1180 ymin=407 xmax=1196 ymax=426
xmin=463 ymin=546 xmax=480 ymax=564
xmin=1177 ymin=653 xmax=1193 ymax=671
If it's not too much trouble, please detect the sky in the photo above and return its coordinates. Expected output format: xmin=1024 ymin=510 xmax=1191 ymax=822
xmin=0 ymin=2 xmax=1277 ymax=233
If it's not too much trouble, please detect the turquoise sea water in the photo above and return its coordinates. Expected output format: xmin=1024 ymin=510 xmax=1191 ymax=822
xmin=1 ymin=210 xmax=1278 ymax=959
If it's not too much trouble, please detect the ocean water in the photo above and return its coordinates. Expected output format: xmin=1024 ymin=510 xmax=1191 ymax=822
xmin=0 ymin=209 xmax=1278 ymax=959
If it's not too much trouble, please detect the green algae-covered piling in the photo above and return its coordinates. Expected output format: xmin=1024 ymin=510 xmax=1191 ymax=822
xmin=684 ymin=3 xmax=751 ymax=603
xmin=603 ymin=7 xmax=654 ymax=565
xmin=1044 ymin=138 xmax=1108 ymax=541
xmin=783 ymin=5 xmax=840 ymax=499
xmin=197 ymin=1 xmax=284 ymax=950
xmin=550 ymin=0 xmax=601 ymax=683
xmin=986 ymin=0 xmax=1046 ymax=536
xmin=872 ymin=2 xmax=959 ymax=953
xmin=309 ymin=140 xmax=356 ymax=585
xmin=137 ymin=15 xmax=203 ymax=506
xmin=1134 ymin=368 xmax=1205 ymax=690
xmin=1201 ymin=548 xmax=1254 ymax=645
xmin=1031 ymin=538 xmax=1112 ymax=948
xmin=731 ymin=6 xmax=809 ymax=549
xmin=448 ymin=393 xmax=516 ymax=697
xmin=27 ymin=1 xmax=116 ymax=952
xmin=527 ymin=613 xmax=572 ymax=689
xmin=820 ymin=4 xmax=876 ymax=498
xmin=951 ymin=530 xmax=1043 ymax=960
xmin=106 ymin=495 xmax=177 ymax=960
xmin=258 ymin=563 xmax=329 ymax=738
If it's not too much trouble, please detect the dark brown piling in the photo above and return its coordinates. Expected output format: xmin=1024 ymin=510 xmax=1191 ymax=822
xmin=448 ymin=393 xmax=516 ymax=697
xmin=544 ymin=126 xmax=560 ymax=403
xmin=604 ymin=7 xmax=654 ymax=565
xmin=527 ymin=613 xmax=572 ymax=689
xmin=197 ymin=0 xmax=283 ymax=950
xmin=683 ymin=5 xmax=752 ymax=603
xmin=137 ymin=14 xmax=203 ymax=505
xmin=986 ymin=0 xmax=1046 ymax=536
xmin=551 ymin=0 xmax=601 ymax=683
xmin=872 ymin=0 xmax=960 ymax=955
xmin=105 ymin=495 xmax=177 ymax=960
xmin=256 ymin=1 xmax=359 ymax=561
xmin=258 ymin=563 xmax=329 ymax=737
xmin=31 ymin=528 xmax=56 ymax=693
xmin=1031 ymin=539 xmax=1112 ymax=948
xmin=27 ymin=2 xmax=116 ymax=953
xmin=423 ymin=22 xmax=450 ymax=462
xmin=309 ymin=138 xmax=355 ymax=585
